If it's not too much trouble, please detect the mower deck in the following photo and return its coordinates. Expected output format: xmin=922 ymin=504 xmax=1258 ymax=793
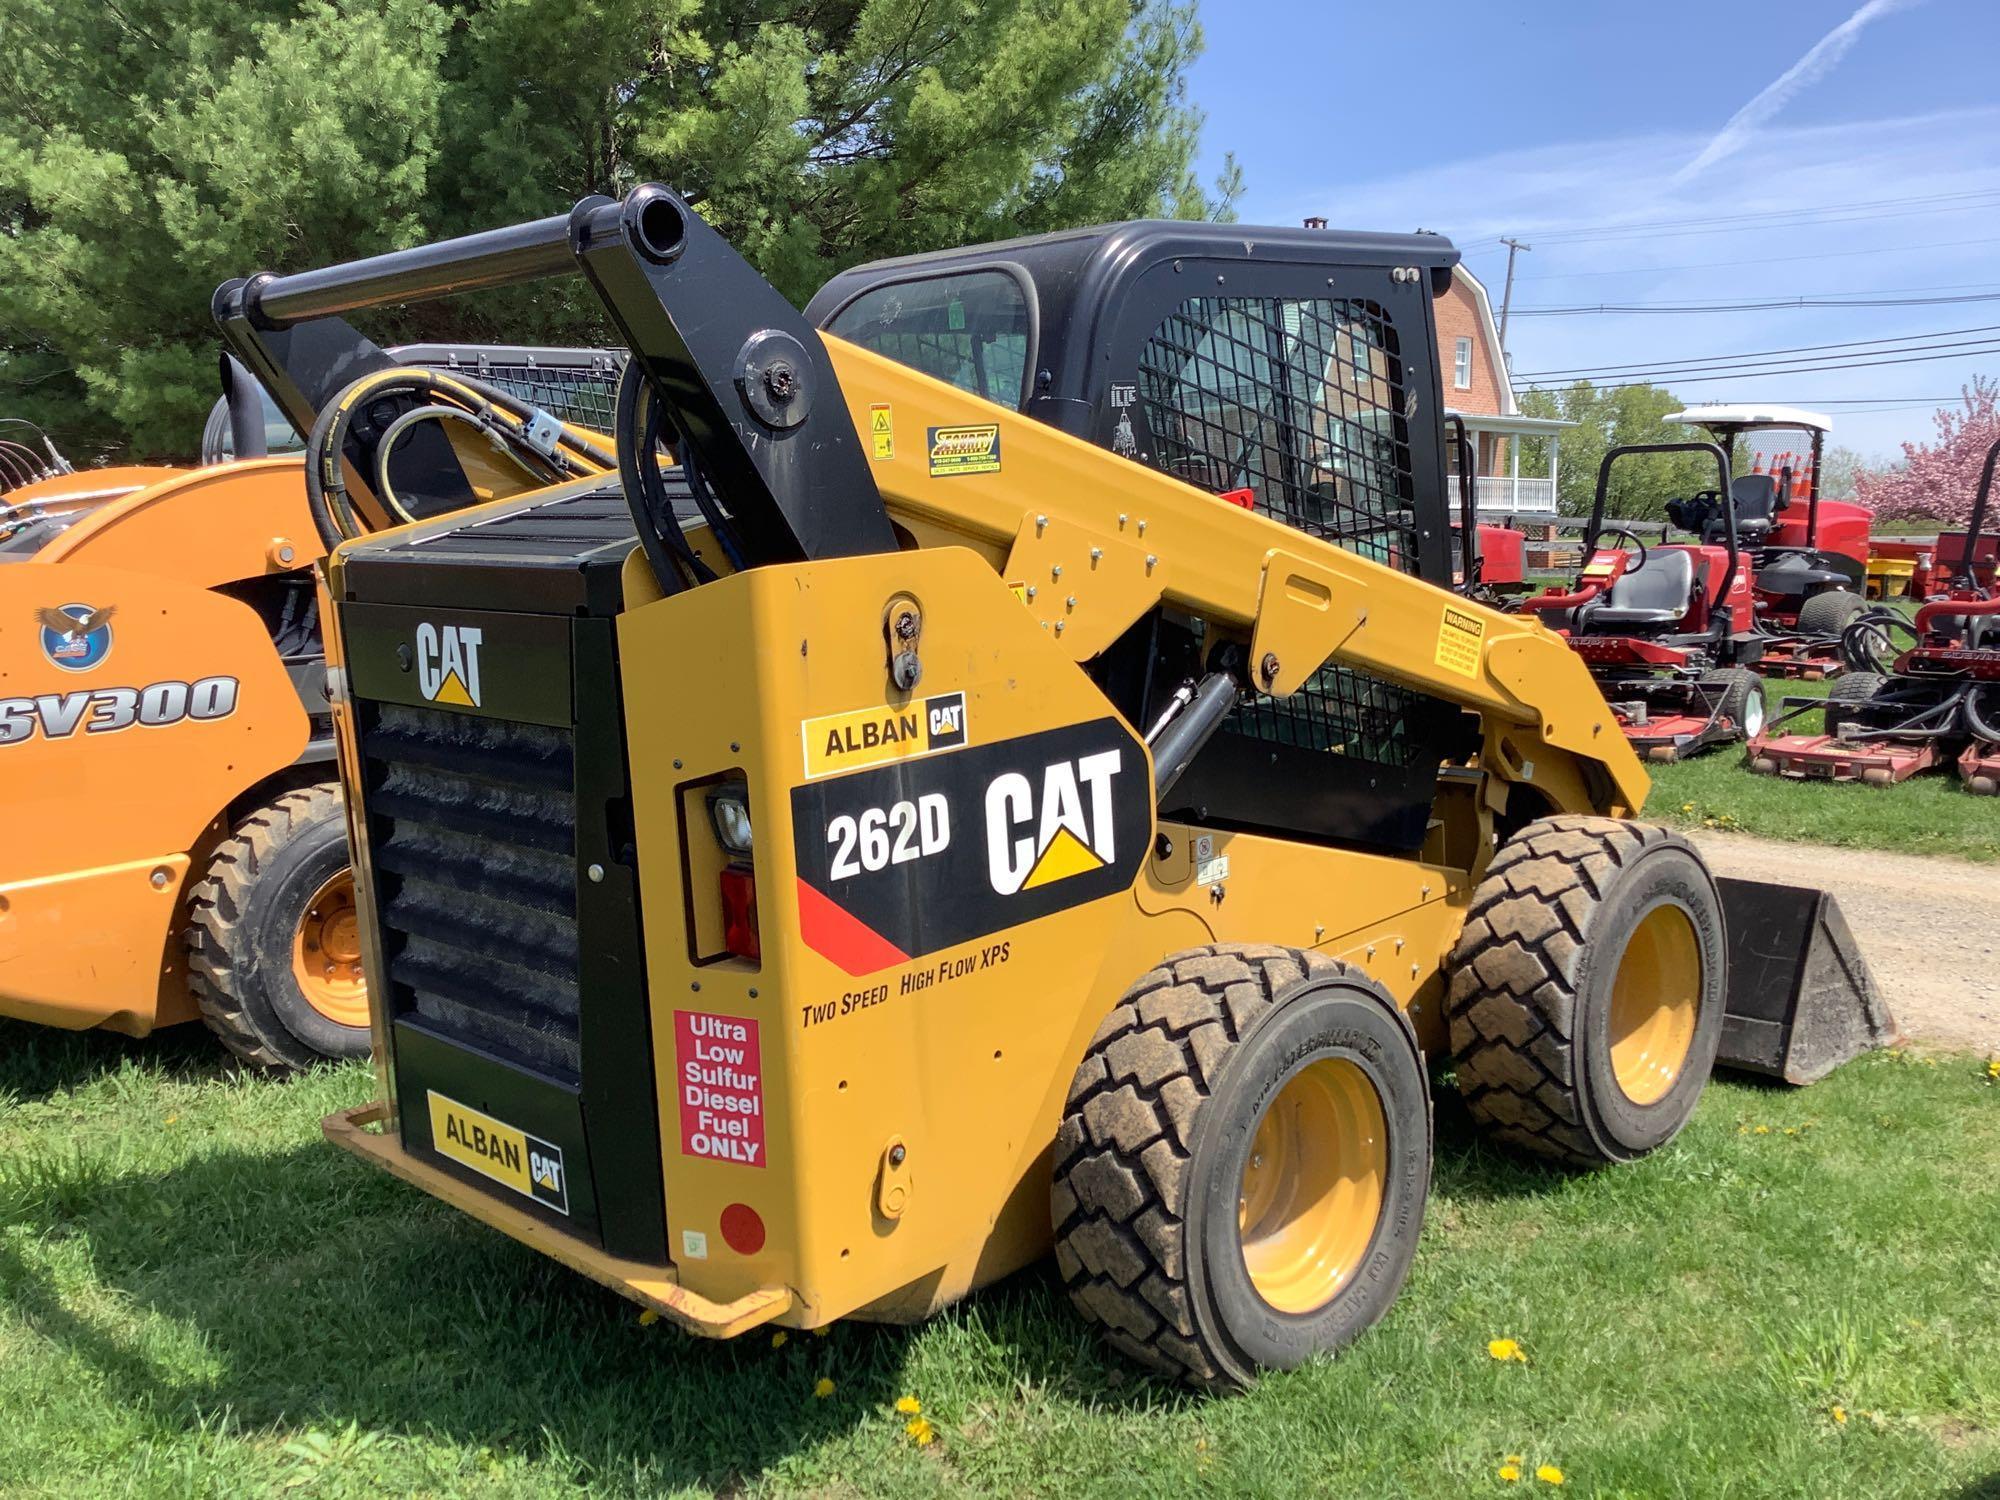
xmin=1751 ymin=636 xmax=1845 ymax=680
xmin=1958 ymin=741 xmax=2000 ymax=795
xmin=1746 ymin=731 xmax=1938 ymax=784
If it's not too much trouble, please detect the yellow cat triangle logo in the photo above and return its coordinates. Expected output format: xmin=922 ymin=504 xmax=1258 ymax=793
xmin=1023 ymin=825 xmax=1106 ymax=889
xmin=431 ymin=670 xmax=475 ymax=707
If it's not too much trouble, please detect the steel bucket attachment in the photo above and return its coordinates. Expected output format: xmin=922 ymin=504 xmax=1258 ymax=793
xmin=1715 ymin=877 xmax=1898 ymax=1085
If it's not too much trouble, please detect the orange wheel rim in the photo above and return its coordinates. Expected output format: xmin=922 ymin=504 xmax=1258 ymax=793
xmin=1237 ymin=1057 xmax=1388 ymax=1315
xmin=291 ymin=869 xmax=368 ymax=1029
xmin=1607 ymin=905 xmax=1701 ymax=1106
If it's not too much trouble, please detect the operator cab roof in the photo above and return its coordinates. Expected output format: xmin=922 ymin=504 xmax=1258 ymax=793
xmin=807 ymin=219 xmax=1460 ymax=412
xmin=1668 ymin=404 xmax=1832 ymax=436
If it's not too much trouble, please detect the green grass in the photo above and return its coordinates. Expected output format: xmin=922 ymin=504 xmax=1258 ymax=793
xmin=1645 ymin=672 xmax=2000 ymax=862
xmin=3 ymin=1023 xmax=1997 ymax=1497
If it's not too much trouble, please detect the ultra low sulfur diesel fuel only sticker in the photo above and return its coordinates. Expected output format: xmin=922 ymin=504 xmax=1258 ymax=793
xmin=676 ymin=1010 xmax=765 ymax=1165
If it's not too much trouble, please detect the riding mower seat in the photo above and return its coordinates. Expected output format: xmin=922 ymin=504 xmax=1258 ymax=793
xmin=1585 ymin=548 xmax=1697 ymax=630
xmin=1696 ymin=474 xmax=1783 ymax=549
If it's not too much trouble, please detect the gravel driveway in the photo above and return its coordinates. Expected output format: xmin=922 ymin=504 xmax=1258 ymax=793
xmin=1689 ymin=829 xmax=2000 ymax=1052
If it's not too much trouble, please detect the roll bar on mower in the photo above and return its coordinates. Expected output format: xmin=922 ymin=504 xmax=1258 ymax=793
xmin=1586 ymin=440 xmax=1739 ymax=626
xmin=1933 ymin=435 xmax=2000 ymax=596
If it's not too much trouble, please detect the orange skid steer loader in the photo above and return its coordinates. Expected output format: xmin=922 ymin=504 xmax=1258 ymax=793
xmin=0 ymin=342 xmax=620 ymax=1067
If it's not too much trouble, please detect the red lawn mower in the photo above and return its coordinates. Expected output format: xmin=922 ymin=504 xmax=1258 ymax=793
xmin=1661 ymin=406 xmax=1871 ymax=677
xmin=1521 ymin=440 xmax=1765 ymax=760
xmin=1748 ymin=437 xmax=2000 ymax=790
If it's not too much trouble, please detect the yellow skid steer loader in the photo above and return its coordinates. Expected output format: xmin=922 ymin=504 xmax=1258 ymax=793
xmin=215 ymin=188 xmax=1891 ymax=1386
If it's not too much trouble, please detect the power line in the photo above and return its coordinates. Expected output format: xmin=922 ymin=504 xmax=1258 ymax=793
xmin=1512 ymin=288 xmax=2000 ymax=317
xmin=1459 ymin=188 xmax=2000 ymax=250
xmin=1527 ymin=344 xmax=2000 ymax=391
xmin=1516 ymin=323 xmax=2000 ymax=379
xmin=1508 ymin=232 xmax=2000 ymax=282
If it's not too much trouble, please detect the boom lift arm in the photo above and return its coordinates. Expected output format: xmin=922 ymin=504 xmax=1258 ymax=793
xmin=219 ymin=184 xmax=1646 ymax=822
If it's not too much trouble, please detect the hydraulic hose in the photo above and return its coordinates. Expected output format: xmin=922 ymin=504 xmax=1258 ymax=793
xmin=303 ymin=366 xmax=614 ymax=548
xmin=612 ymin=359 xmax=752 ymax=593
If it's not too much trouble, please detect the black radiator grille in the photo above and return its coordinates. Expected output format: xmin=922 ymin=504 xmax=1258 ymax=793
xmin=361 ymin=702 xmax=583 ymax=1080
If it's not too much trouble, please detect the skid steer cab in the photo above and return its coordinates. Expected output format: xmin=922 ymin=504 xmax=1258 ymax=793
xmin=1520 ymin=442 xmax=1767 ymax=762
xmin=0 ymin=338 xmax=621 ymax=1069
xmin=218 ymin=186 xmax=1889 ymax=1389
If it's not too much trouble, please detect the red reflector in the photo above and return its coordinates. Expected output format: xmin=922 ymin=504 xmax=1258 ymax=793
xmin=1217 ymin=487 xmax=1255 ymax=510
xmin=720 ymin=866 xmax=760 ymax=960
xmin=720 ymin=1202 xmax=766 ymax=1255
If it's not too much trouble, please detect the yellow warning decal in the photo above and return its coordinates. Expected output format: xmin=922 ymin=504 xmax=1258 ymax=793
xmin=802 ymin=690 xmax=969 ymax=779
xmin=1581 ymin=562 xmax=1616 ymax=579
xmin=1007 ymin=581 xmax=1028 ymax=604
xmin=869 ymin=404 xmax=894 ymax=460
xmin=927 ymin=423 xmax=1001 ymax=477
xmin=1435 ymin=603 xmax=1486 ymax=679
xmin=426 ymin=1091 xmax=569 ymax=1214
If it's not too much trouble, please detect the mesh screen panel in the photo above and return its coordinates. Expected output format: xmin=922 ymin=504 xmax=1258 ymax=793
xmin=1139 ymin=295 xmax=1433 ymax=771
xmin=1138 ymin=297 xmax=1416 ymax=568
xmin=476 ymin=361 xmax=621 ymax=434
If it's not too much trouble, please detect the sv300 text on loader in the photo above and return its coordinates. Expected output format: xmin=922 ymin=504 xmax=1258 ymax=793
xmin=219 ymin=188 xmax=1891 ymax=1386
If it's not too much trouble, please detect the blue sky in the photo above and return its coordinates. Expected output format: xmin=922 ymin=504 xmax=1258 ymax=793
xmin=1188 ymin=0 xmax=2000 ymax=459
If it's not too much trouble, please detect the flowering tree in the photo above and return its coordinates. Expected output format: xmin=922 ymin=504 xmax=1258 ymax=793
xmin=1856 ymin=378 xmax=2000 ymax=525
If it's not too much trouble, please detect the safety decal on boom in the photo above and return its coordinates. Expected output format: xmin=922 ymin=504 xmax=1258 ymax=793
xmin=1435 ymin=603 xmax=1486 ymax=679
xmin=926 ymin=423 xmax=1001 ymax=477
xmin=790 ymin=717 xmax=1151 ymax=976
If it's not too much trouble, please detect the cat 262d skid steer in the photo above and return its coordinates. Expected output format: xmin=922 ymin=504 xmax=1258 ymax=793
xmin=217 ymin=187 xmax=1890 ymax=1387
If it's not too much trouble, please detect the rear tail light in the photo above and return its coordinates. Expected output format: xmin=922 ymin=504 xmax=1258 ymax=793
xmin=719 ymin=864 xmax=760 ymax=960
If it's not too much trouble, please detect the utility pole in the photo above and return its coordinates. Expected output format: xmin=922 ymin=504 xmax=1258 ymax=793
xmin=1497 ymin=237 xmax=1531 ymax=361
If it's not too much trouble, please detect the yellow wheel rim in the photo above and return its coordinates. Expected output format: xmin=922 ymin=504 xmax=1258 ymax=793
xmin=291 ymin=869 xmax=368 ymax=1029
xmin=1607 ymin=905 xmax=1701 ymax=1106
xmin=1237 ymin=1058 xmax=1387 ymax=1315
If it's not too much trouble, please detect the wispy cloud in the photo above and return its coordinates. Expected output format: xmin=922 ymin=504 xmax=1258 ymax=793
xmin=1671 ymin=0 xmax=1921 ymax=185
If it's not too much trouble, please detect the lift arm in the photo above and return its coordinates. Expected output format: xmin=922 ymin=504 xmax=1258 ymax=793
xmin=217 ymin=184 xmax=1648 ymax=818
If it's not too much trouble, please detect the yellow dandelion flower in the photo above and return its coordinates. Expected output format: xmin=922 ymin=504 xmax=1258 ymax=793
xmin=1831 ymin=1404 xmax=1848 ymax=1425
xmin=1487 ymin=1337 xmax=1527 ymax=1363
xmin=164 ymin=1113 xmax=179 ymax=1125
xmin=813 ymin=1377 xmax=836 ymax=1399
xmin=1753 ymin=1125 xmax=1770 ymax=1135
xmin=813 ymin=1325 xmax=832 ymax=1338
xmin=905 ymin=1416 xmax=935 ymax=1446
xmin=1681 ymin=802 xmax=1696 ymax=813
xmin=895 ymin=1395 xmax=922 ymax=1416
xmin=1536 ymin=1465 xmax=1565 ymax=1486
xmin=1498 ymin=1462 xmax=1522 ymax=1482
xmin=770 ymin=1331 xmax=788 ymax=1349
xmin=637 ymin=1308 xmax=660 ymax=1326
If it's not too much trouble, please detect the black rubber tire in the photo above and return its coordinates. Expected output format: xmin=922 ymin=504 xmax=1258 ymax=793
xmin=1796 ymin=588 xmax=1866 ymax=637
xmin=1052 ymin=944 xmax=1430 ymax=1389
xmin=1446 ymin=816 xmax=1726 ymax=1167
xmin=1698 ymin=666 xmax=1766 ymax=739
xmin=186 ymin=783 xmax=370 ymax=1071
xmin=1823 ymin=670 xmax=1886 ymax=741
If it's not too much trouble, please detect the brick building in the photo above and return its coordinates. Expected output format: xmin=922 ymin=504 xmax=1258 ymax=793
xmin=1434 ymin=266 xmax=1566 ymax=519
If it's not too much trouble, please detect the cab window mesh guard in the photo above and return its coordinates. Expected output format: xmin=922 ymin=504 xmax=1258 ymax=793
xmin=1140 ymin=295 xmax=1432 ymax=771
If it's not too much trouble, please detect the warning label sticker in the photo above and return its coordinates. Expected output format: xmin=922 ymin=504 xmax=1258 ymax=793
xmin=869 ymin=404 xmax=894 ymax=460
xmin=927 ymin=423 xmax=1001 ymax=477
xmin=676 ymin=1010 xmax=765 ymax=1167
xmin=1435 ymin=603 xmax=1486 ymax=679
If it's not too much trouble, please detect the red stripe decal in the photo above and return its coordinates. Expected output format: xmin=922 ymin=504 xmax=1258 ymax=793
xmin=795 ymin=878 xmax=910 ymax=976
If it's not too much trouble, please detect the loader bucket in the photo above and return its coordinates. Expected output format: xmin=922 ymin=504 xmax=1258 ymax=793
xmin=1714 ymin=877 xmax=1898 ymax=1085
